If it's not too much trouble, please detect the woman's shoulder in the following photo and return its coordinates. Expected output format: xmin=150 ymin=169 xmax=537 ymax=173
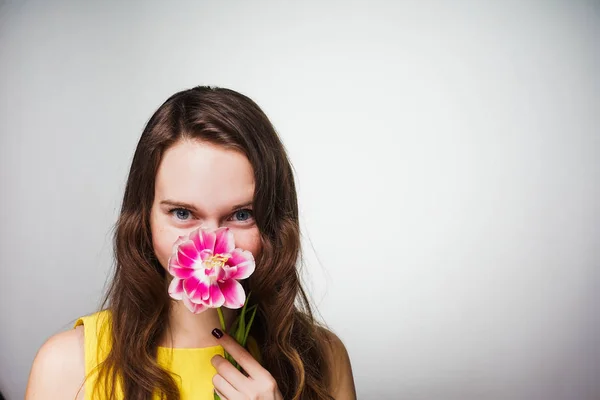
xmin=315 ymin=325 xmax=348 ymax=359
xmin=25 ymin=309 xmax=112 ymax=399
xmin=315 ymin=326 xmax=357 ymax=399
xmin=25 ymin=324 xmax=85 ymax=399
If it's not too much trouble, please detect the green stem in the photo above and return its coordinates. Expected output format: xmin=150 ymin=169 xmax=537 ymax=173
xmin=216 ymin=306 xmax=238 ymax=369
xmin=217 ymin=307 xmax=226 ymax=331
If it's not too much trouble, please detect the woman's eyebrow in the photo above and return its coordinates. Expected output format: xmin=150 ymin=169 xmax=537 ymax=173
xmin=160 ymin=200 xmax=198 ymax=211
xmin=160 ymin=199 xmax=253 ymax=212
xmin=230 ymin=201 xmax=253 ymax=210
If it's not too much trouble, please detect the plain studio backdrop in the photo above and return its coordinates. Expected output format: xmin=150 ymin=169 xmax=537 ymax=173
xmin=1 ymin=1 xmax=599 ymax=399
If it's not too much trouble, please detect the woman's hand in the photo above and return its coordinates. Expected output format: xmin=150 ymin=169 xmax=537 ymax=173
xmin=211 ymin=328 xmax=284 ymax=400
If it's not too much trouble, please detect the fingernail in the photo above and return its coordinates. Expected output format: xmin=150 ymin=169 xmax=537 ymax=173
xmin=212 ymin=328 xmax=223 ymax=339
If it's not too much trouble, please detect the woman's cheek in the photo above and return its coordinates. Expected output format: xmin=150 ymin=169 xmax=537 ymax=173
xmin=151 ymin=232 xmax=167 ymax=271
xmin=232 ymin=227 xmax=262 ymax=259
xmin=152 ymin=226 xmax=183 ymax=271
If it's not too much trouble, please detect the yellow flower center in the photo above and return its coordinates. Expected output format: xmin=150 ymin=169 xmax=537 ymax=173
xmin=204 ymin=254 xmax=228 ymax=270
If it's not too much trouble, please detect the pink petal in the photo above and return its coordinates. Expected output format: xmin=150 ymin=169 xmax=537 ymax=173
xmin=216 ymin=266 xmax=229 ymax=281
xmin=167 ymin=254 xmax=179 ymax=270
xmin=226 ymin=248 xmax=254 ymax=266
xmin=178 ymin=240 xmax=199 ymax=264
xmin=171 ymin=235 xmax=187 ymax=254
xmin=199 ymin=249 xmax=213 ymax=261
xmin=226 ymin=250 xmax=256 ymax=280
xmin=168 ymin=257 xmax=195 ymax=279
xmin=168 ymin=278 xmax=184 ymax=300
xmin=230 ymin=261 xmax=255 ymax=280
xmin=188 ymin=279 xmax=211 ymax=303
xmin=191 ymin=228 xmax=217 ymax=252
xmin=225 ymin=249 xmax=254 ymax=267
xmin=183 ymin=275 xmax=201 ymax=298
xmin=206 ymin=282 xmax=225 ymax=308
xmin=214 ymin=227 xmax=234 ymax=255
xmin=219 ymin=279 xmax=246 ymax=309
xmin=176 ymin=250 xmax=197 ymax=269
xmin=183 ymin=294 xmax=208 ymax=314
xmin=169 ymin=265 xmax=195 ymax=279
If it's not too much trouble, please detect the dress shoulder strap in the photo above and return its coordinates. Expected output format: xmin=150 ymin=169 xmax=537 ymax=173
xmin=73 ymin=310 xmax=116 ymax=399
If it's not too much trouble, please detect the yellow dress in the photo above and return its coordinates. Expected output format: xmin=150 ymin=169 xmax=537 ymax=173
xmin=74 ymin=310 xmax=224 ymax=400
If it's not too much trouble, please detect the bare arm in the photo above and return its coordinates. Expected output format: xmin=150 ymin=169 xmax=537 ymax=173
xmin=25 ymin=325 xmax=86 ymax=400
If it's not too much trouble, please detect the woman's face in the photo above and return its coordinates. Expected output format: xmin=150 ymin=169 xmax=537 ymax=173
xmin=150 ymin=139 xmax=261 ymax=273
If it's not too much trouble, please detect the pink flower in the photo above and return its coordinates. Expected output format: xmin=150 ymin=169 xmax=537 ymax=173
xmin=167 ymin=227 xmax=255 ymax=314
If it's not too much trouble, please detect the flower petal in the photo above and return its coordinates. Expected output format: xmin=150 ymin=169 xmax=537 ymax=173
xmin=226 ymin=248 xmax=255 ymax=266
xmin=190 ymin=228 xmax=217 ymax=253
xmin=183 ymin=294 xmax=208 ymax=314
xmin=188 ymin=279 xmax=211 ymax=303
xmin=170 ymin=265 xmax=195 ymax=279
xmin=230 ymin=261 xmax=255 ymax=280
xmin=183 ymin=275 xmax=201 ymax=298
xmin=178 ymin=240 xmax=199 ymax=264
xmin=168 ymin=256 xmax=195 ymax=279
xmin=217 ymin=266 xmax=229 ymax=281
xmin=219 ymin=279 xmax=246 ymax=309
xmin=176 ymin=250 xmax=197 ymax=269
xmin=199 ymin=249 xmax=213 ymax=261
xmin=206 ymin=282 xmax=225 ymax=308
xmin=189 ymin=229 xmax=205 ymax=252
xmin=226 ymin=249 xmax=256 ymax=280
xmin=214 ymin=227 xmax=234 ymax=255
xmin=171 ymin=235 xmax=187 ymax=254
xmin=168 ymin=278 xmax=184 ymax=300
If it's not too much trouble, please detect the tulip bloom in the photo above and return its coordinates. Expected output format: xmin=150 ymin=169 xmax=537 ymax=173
xmin=167 ymin=227 xmax=255 ymax=314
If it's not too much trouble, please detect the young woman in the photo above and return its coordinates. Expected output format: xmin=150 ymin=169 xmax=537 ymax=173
xmin=25 ymin=86 xmax=356 ymax=400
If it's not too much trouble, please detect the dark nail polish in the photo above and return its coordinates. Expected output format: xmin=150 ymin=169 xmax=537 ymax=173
xmin=212 ymin=328 xmax=223 ymax=339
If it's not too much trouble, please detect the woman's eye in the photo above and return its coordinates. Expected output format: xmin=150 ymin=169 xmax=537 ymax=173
xmin=168 ymin=208 xmax=253 ymax=224
xmin=170 ymin=208 xmax=192 ymax=221
xmin=231 ymin=209 xmax=254 ymax=222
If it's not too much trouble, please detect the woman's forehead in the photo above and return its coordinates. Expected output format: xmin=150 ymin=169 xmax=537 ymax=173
xmin=154 ymin=140 xmax=255 ymax=210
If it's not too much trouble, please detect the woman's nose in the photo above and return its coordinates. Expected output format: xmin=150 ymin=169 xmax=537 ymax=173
xmin=198 ymin=219 xmax=220 ymax=231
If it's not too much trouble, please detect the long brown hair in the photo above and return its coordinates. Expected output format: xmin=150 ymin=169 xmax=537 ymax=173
xmin=91 ymin=86 xmax=335 ymax=399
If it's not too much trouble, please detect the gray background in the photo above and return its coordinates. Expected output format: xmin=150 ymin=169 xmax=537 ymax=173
xmin=1 ymin=1 xmax=599 ymax=399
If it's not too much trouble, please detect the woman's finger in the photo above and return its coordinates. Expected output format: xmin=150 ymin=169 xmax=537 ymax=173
xmin=211 ymin=354 xmax=248 ymax=391
xmin=211 ymin=328 xmax=267 ymax=379
xmin=214 ymin=388 xmax=228 ymax=400
xmin=212 ymin=373 xmax=241 ymax=400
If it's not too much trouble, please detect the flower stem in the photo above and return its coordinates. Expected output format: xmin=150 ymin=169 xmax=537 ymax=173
xmin=217 ymin=307 xmax=226 ymax=332
xmin=216 ymin=306 xmax=237 ymax=368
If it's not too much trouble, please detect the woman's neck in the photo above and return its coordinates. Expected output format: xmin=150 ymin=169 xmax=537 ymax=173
xmin=158 ymin=300 xmax=237 ymax=349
